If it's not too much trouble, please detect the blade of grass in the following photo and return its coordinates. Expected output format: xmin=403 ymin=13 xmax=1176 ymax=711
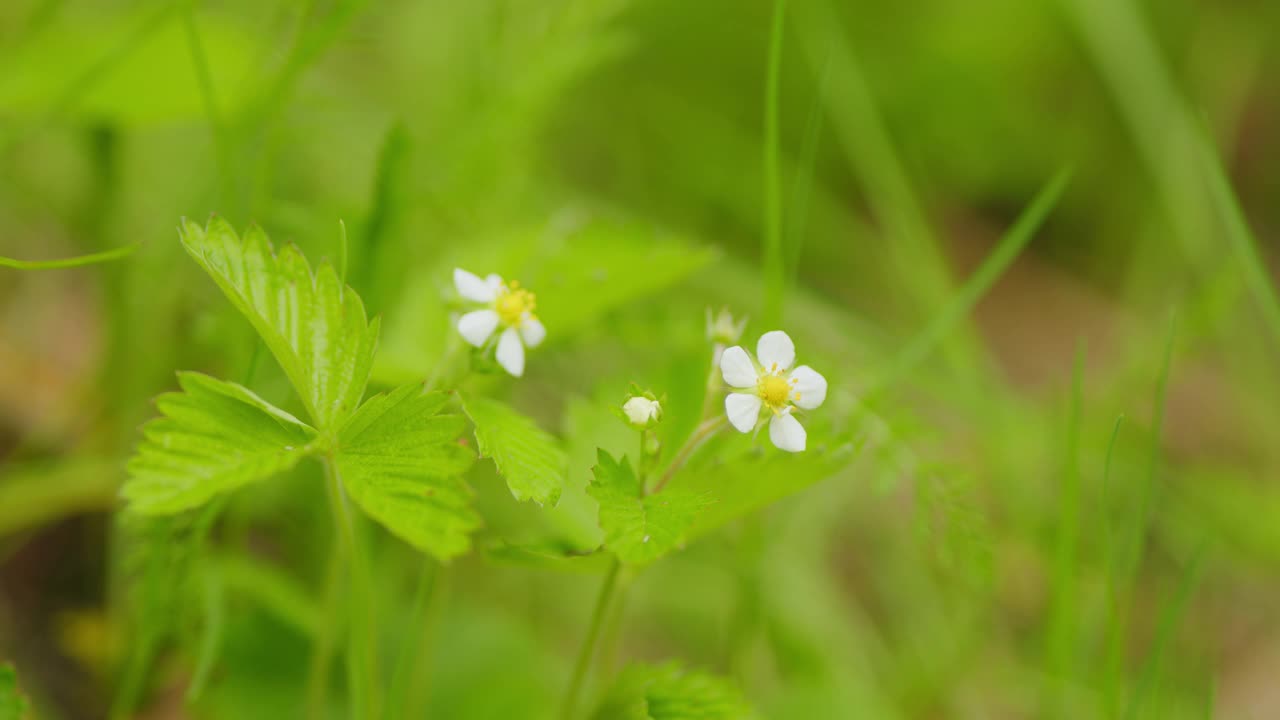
xmin=1124 ymin=546 xmax=1207 ymax=720
xmin=866 ymin=168 xmax=1073 ymax=394
xmin=782 ymin=49 xmax=829 ymax=296
xmin=761 ymin=0 xmax=789 ymax=327
xmin=1100 ymin=413 xmax=1127 ymax=715
xmin=1042 ymin=341 xmax=1087 ymax=717
xmin=339 ymin=219 xmax=350 ymax=284
xmin=0 ymin=243 xmax=139 ymax=270
xmin=1197 ymin=128 xmax=1280 ymax=344
xmin=791 ymin=0 xmax=966 ymax=363
xmin=180 ymin=0 xmax=234 ymax=208
xmin=351 ymin=123 xmax=411 ymax=314
xmin=1058 ymin=0 xmax=1212 ymax=256
xmin=1106 ymin=313 xmax=1178 ymax=714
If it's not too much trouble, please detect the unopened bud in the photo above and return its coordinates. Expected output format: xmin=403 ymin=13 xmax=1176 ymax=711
xmin=622 ymin=396 xmax=662 ymax=429
xmin=706 ymin=307 xmax=747 ymax=346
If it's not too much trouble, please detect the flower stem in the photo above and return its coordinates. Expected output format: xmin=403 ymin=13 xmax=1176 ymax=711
xmin=425 ymin=329 xmax=466 ymax=392
xmin=306 ymin=541 xmax=342 ymax=719
xmin=324 ymin=457 xmax=378 ymax=719
xmin=562 ymin=558 xmax=621 ymax=720
xmin=650 ymin=416 xmax=728 ymax=495
xmin=697 ymin=344 xmax=726 ymax=422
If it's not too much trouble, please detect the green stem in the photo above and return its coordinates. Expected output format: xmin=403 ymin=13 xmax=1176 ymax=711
xmin=306 ymin=544 xmax=343 ymax=719
xmin=425 ymin=331 xmax=466 ymax=392
xmin=0 ymin=243 xmax=138 ymax=270
xmin=651 ymin=416 xmax=728 ymax=495
xmin=385 ymin=559 xmax=438 ymax=719
xmin=324 ymin=458 xmax=378 ymax=719
xmin=562 ymin=558 xmax=622 ymax=720
xmin=697 ymin=345 xmax=726 ymax=423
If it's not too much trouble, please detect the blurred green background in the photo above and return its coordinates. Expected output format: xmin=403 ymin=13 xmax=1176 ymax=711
xmin=2 ymin=0 xmax=1279 ymax=717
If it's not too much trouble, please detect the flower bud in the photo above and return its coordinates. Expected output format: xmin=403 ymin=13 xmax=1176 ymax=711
xmin=622 ymin=396 xmax=662 ymax=429
xmin=706 ymin=307 xmax=747 ymax=346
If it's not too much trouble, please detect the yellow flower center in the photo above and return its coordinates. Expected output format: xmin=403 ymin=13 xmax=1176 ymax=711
xmin=757 ymin=370 xmax=793 ymax=410
xmin=495 ymin=282 xmax=536 ymax=327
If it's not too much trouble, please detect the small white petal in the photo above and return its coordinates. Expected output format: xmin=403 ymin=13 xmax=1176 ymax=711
xmin=485 ymin=274 xmax=504 ymax=292
xmin=720 ymin=346 xmax=758 ymax=388
xmin=457 ymin=309 xmax=500 ymax=347
xmin=725 ymin=393 xmax=763 ymax=433
xmin=495 ymin=326 xmax=525 ymax=377
xmin=769 ymin=411 xmax=806 ymax=452
xmin=519 ymin=315 xmax=546 ymax=348
xmin=454 ymin=268 xmax=497 ymax=303
xmin=756 ymin=330 xmax=795 ymax=371
xmin=788 ymin=365 xmax=827 ymax=410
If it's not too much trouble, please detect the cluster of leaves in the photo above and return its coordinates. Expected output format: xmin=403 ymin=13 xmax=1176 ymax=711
xmin=121 ymin=218 xmax=545 ymax=561
xmin=119 ymin=218 xmax=857 ymax=717
xmin=588 ymin=450 xmax=711 ymax=565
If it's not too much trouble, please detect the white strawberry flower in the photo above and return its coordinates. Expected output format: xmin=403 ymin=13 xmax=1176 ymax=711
xmin=720 ymin=330 xmax=827 ymax=453
xmin=454 ymin=268 xmax=546 ymax=377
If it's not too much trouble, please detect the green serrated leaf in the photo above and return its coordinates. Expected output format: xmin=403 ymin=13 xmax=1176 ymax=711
xmin=123 ymin=373 xmax=320 ymax=514
xmin=592 ymin=662 xmax=754 ymax=720
xmin=462 ymin=395 xmax=566 ymax=507
xmin=0 ymin=663 xmax=28 ymax=720
xmin=179 ymin=217 xmax=380 ymax=431
xmin=587 ymin=450 xmax=711 ymax=565
xmin=336 ymin=384 xmax=479 ymax=560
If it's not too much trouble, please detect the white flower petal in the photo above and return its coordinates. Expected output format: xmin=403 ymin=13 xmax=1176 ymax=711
xmin=720 ymin=346 xmax=758 ymax=388
xmin=485 ymin=274 xmax=504 ymax=293
xmin=788 ymin=365 xmax=827 ymax=410
xmin=768 ymin=411 xmax=806 ymax=452
xmin=519 ymin=315 xmax=546 ymax=348
xmin=724 ymin=393 xmax=763 ymax=433
xmin=454 ymin=268 xmax=497 ymax=303
xmin=495 ymin=326 xmax=525 ymax=377
xmin=457 ymin=309 xmax=500 ymax=347
xmin=623 ymin=397 xmax=661 ymax=426
xmin=756 ymin=330 xmax=795 ymax=371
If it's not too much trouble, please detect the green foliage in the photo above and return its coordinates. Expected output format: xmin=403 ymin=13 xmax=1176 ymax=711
xmin=682 ymin=438 xmax=856 ymax=543
xmin=125 ymin=227 xmax=478 ymax=563
xmin=179 ymin=217 xmax=380 ymax=432
xmin=588 ymin=450 xmax=711 ymax=565
xmin=592 ymin=662 xmax=753 ymax=720
xmin=336 ymin=384 xmax=479 ymax=560
xmin=462 ymin=395 xmax=567 ymax=507
xmin=122 ymin=372 xmax=319 ymax=514
xmin=0 ymin=663 xmax=28 ymax=720
xmin=529 ymin=223 xmax=717 ymax=340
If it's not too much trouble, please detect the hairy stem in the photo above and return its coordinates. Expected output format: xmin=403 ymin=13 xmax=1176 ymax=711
xmin=385 ymin=559 xmax=439 ymax=719
xmin=324 ymin=458 xmax=378 ymax=719
xmin=306 ymin=542 xmax=343 ymax=719
xmin=650 ymin=416 xmax=728 ymax=495
xmin=562 ymin=558 xmax=622 ymax=720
